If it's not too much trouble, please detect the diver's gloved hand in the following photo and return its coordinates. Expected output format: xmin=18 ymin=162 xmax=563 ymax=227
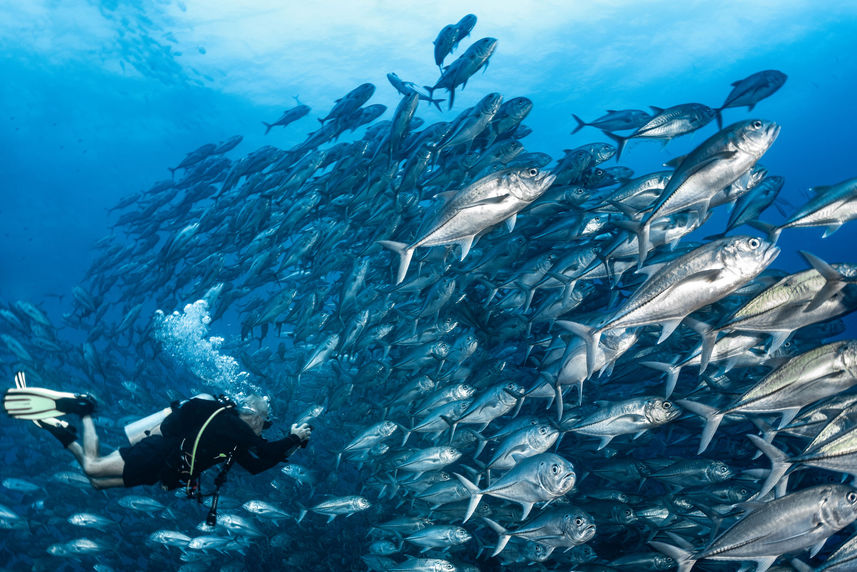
xmin=290 ymin=422 xmax=312 ymax=444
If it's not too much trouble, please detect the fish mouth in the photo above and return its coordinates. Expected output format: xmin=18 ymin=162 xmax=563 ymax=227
xmin=537 ymin=171 xmax=557 ymax=189
xmin=559 ymin=472 xmax=577 ymax=491
xmin=763 ymin=243 xmax=781 ymax=264
xmin=577 ymin=525 xmax=596 ymax=542
xmin=766 ymin=122 xmax=782 ymax=143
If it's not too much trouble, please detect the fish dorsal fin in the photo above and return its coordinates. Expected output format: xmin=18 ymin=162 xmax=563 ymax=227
xmin=650 ymin=105 xmax=664 ymax=114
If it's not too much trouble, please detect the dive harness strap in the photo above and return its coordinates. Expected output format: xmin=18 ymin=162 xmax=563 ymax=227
xmin=182 ymin=400 xmax=239 ymax=525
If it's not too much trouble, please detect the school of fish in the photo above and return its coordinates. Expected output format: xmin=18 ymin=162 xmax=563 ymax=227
xmin=4 ymin=13 xmax=857 ymax=572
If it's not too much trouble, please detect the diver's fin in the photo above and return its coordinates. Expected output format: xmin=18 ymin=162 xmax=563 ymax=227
xmin=34 ymin=417 xmax=78 ymax=448
xmin=3 ymin=387 xmax=96 ymax=420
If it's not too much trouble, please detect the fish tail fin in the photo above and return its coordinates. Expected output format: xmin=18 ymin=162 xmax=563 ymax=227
xmin=296 ymin=503 xmax=307 ymax=524
xmin=799 ymin=250 xmax=846 ymax=312
xmin=683 ymin=317 xmax=714 ymax=373
xmin=649 ymin=541 xmax=696 ymax=572
xmin=699 ymin=324 xmax=718 ymax=373
xmin=555 ymin=320 xmax=601 ymax=378
xmin=602 ymin=129 xmax=627 ymax=161
xmin=747 ymin=219 xmax=781 ymax=243
xmin=377 ymin=240 xmax=413 ymax=285
xmin=466 ymin=428 xmax=488 ymax=458
xmin=481 ymin=517 xmax=511 ymax=556
xmin=571 ymin=114 xmax=587 ymax=135
xmin=453 ymin=472 xmax=482 ymax=523
xmin=639 ymin=361 xmax=681 ymax=399
xmin=637 ymin=221 xmax=652 ymax=269
xmin=440 ymin=415 xmax=459 ymax=443
xmin=676 ymin=399 xmax=724 ymax=454
xmin=746 ymin=434 xmax=792 ymax=498
xmin=431 ymin=97 xmax=445 ymax=111
xmin=262 ymin=122 xmax=273 ymax=135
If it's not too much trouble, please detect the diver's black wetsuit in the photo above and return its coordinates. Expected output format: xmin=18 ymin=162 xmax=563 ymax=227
xmin=119 ymin=397 xmax=304 ymax=488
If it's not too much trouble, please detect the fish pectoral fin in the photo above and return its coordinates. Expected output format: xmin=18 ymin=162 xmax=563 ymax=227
xmin=678 ymin=150 xmax=740 ymax=179
xmin=685 ymin=268 xmax=725 ymax=284
xmin=458 ymin=194 xmax=512 ymax=208
xmin=527 ymin=533 xmax=566 ymax=543
xmin=506 ymin=444 xmax=531 ymax=462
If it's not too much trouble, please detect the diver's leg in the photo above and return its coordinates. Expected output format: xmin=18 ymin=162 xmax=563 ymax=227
xmin=67 ymin=446 xmax=125 ymax=480
xmin=65 ymin=416 xmax=125 ymax=482
xmin=86 ymin=476 xmax=126 ymax=490
xmin=81 ymin=415 xmax=99 ymax=458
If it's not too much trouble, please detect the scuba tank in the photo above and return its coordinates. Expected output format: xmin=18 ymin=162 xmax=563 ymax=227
xmin=123 ymin=393 xmax=215 ymax=445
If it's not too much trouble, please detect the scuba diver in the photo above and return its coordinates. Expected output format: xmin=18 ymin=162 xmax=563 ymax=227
xmin=3 ymin=373 xmax=312 ymax=499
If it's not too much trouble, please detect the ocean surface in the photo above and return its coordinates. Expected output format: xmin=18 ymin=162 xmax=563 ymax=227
xmin=2 ymin=2 xmax=857 ymax=571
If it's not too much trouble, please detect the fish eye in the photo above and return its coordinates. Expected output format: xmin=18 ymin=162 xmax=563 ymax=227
xmin=848 ymin=492 xmax=857 ymax=503
xmin=718 ymin=466 xmax=728 ymax=473
xmin=663 ymin=401 xmax=671 ymax=409
xmin=752 ymin=120 xmax=763 ymax=129
xmin=575 ymin=517 xmax=583 ymax=525
xmin=625 ymin=509 xmax=632 ymax=517
xmin=528 ymin=168 xmax=538 ymax=176
xmin=748 ymin=238 xmax=760 ymax=248
xmin=552 ymin=464 xmax=559 ymax=474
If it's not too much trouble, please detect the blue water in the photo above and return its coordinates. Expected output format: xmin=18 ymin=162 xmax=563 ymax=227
xmin=2 ymin=2 xmax=857 ymax=570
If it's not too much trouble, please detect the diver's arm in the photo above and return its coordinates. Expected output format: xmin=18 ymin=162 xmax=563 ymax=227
xmin=236 ymin=434 xmax=305 ymax=474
